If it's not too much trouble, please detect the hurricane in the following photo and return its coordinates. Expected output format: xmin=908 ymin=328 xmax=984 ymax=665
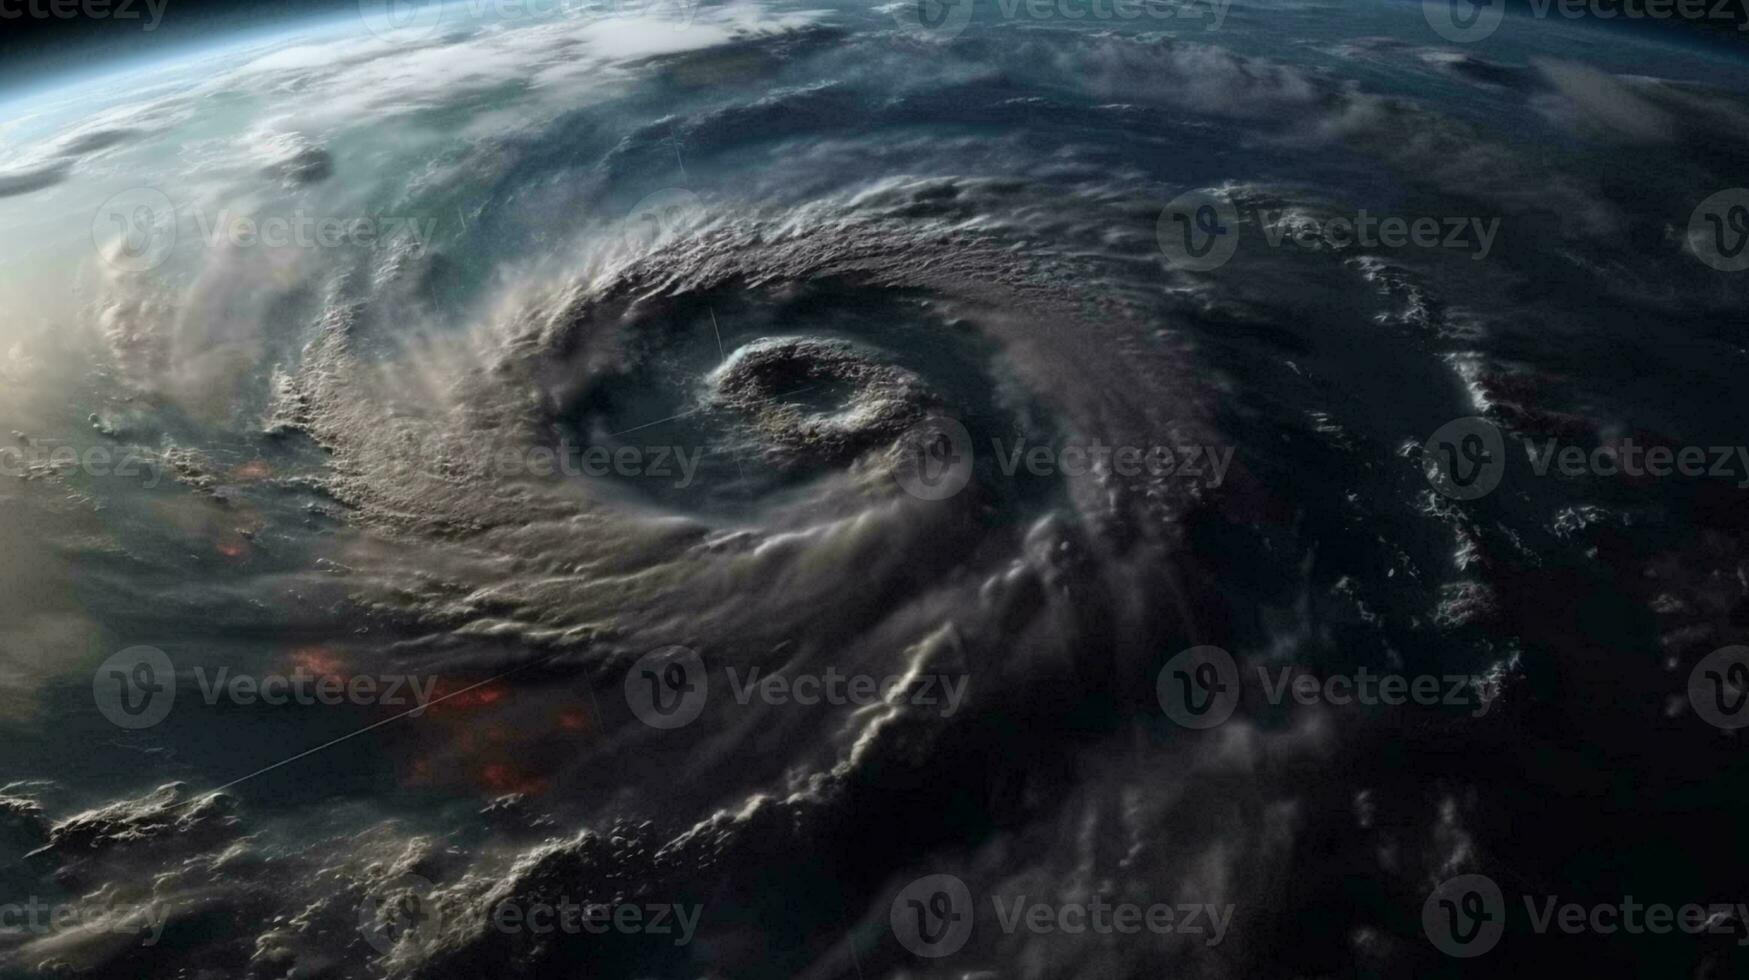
xmin=3 ymin=0 xmax=1749 ymax=976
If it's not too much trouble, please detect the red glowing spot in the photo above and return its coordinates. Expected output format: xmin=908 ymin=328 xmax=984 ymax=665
xmin=428 ymin=679 xmax=509 ymax=712
xmin=557 ymin=709 xmax=589 ymax=731
xmin=287 ymin=647 xmax=349 ymax=680
xmin=216 ymin=540 xmax=248 ymax=558
xmin=479 ymin=763 xmax=548 ymax=796
xmin=231 ymin=460 xmax=272 ymax=481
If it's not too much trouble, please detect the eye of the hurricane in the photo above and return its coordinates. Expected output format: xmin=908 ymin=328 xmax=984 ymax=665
xmin=558 ymin=284 xmax=1021 ymax=515
xmin=705 ymin=336 xmax=935 ymax=463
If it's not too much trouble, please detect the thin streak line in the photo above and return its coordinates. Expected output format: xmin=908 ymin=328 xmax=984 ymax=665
xmin=672 ymin=129 xmax=689 ymax=182
xmin=704 ymin=307 xmax=746 ymax=483
xmin=175 ymin=655 xmax=558 ymax=810
xmin=606 ymin=385 xmax=816 ymax=438
xmin=608 ymin=406 xmax=709 ymax=438
xmin=846 ymin=925 xmax=867 ymax=980
xmin=707 ymin=307 xmax=728 ymax=362
xmin=583 ymin=683 xmax=604 ymax=731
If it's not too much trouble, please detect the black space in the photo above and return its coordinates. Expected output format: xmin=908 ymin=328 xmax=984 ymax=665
xmin=0 ymin=0 xmax=351 ymax=91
